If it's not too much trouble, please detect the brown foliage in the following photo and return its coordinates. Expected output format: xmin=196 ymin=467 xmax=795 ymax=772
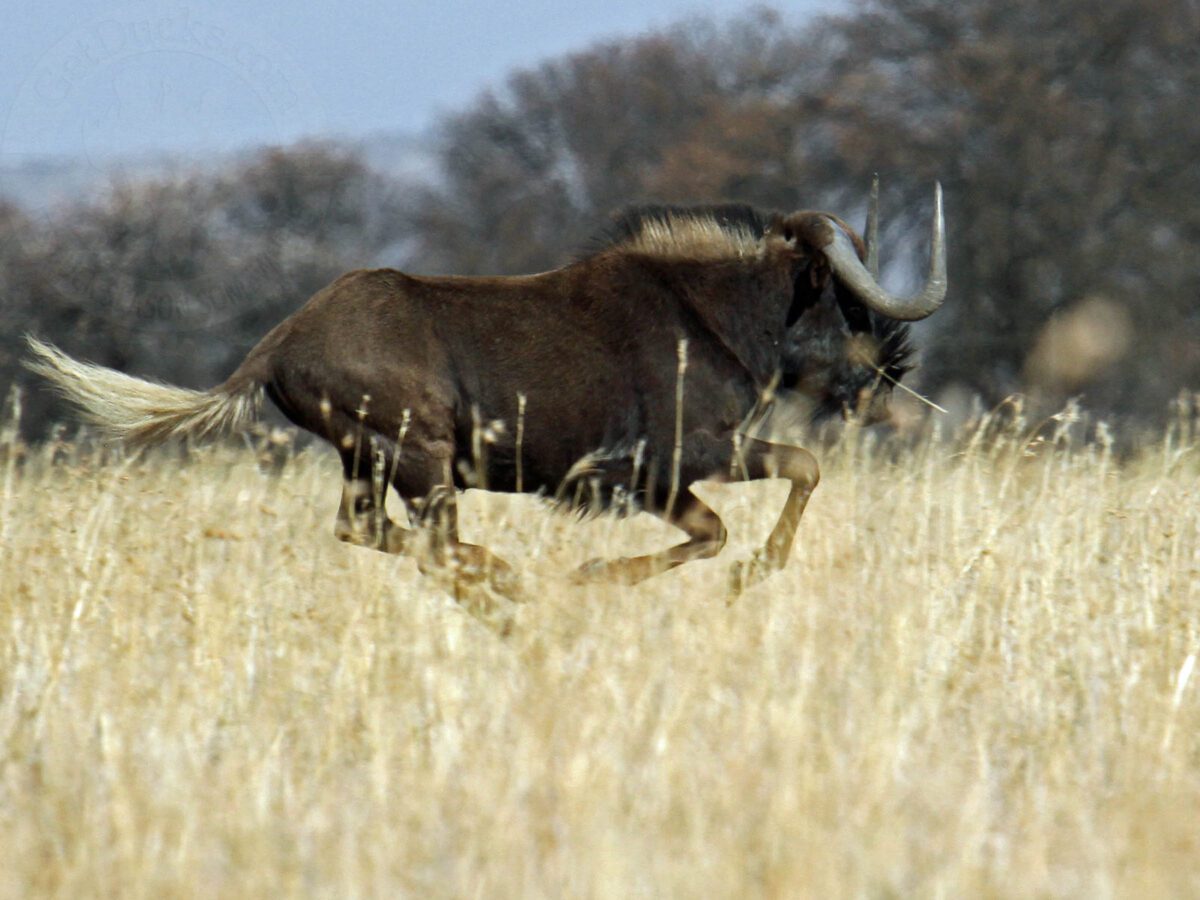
xmin=5 ymin=1 xmax=1199 ymax=434
xmin=3 ymin=144 xmax=408 ymax=436
xmin=404 ymin=0 xmax=1200 ymax=420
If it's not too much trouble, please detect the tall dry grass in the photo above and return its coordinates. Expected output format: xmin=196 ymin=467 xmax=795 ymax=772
xmin=1 ymin=402 xmax=1198 ymax=898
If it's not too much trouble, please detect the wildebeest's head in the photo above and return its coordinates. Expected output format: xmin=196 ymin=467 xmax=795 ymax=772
xmin=778 ymin=282 xmax=915 ymax=425
xmin=597 ymin=182 xmax=946 ymax=426
xmin=770 ymin=183 xmax=945 ymax=424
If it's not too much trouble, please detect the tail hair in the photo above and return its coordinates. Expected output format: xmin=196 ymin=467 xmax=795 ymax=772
xmin=24 ymin=336 xmax=262 ymax=448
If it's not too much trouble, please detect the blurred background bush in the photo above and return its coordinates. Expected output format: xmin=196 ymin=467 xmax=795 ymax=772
xmin=4 ymin=0 xmax=1197 ymax=437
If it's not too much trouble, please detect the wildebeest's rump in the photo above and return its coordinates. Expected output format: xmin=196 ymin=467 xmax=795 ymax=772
xmin=27 ymin=180 xmax=947 ymax=603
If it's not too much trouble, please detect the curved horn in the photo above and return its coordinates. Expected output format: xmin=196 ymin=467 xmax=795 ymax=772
xmin=865 ymin=173 xmax=880 ymax=278
xmin=824 ymin=182 xmax=946 ymax=321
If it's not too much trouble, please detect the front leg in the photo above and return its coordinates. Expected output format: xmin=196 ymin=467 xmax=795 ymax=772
xmin=728 ymin=439 xmax=820 ymax=595
xmin=572 ymin=492 xmax=727 ymax=586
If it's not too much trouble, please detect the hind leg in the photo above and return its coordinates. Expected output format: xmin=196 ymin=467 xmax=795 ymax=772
xmin=324 ymin=401 xmax=520 ymax=606
xmin=408 ymin=485 xmax=521 ymax=602
xmin=333 ymin=442 xmax=408 ymax=553
xmin=334 ymin=476 xmax=407 ymax=553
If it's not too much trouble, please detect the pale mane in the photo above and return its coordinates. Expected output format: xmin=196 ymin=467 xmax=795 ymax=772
xmin=622 ymin=214 xmax=764 ymax=261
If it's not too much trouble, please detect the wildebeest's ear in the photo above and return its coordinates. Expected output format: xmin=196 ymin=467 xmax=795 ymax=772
xmin=766 ymin=213 xmax=802 ymax=247
xmin=776 ymin=212 xmax=836 ymax=250
xmin=770 ymin=213 xmax=827 ymax=326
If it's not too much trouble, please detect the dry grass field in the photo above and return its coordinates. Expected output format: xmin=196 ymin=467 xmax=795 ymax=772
xmin=1 ymin=403 xmax=1198 ymax=898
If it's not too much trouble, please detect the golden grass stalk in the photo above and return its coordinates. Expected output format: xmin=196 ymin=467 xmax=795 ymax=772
xmin=0 ymin=408 xmax=1197 ymax=898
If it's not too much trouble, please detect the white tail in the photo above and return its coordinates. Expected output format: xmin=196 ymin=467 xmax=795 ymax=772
xmin=25 ymin=337 xmax=262 ymax=447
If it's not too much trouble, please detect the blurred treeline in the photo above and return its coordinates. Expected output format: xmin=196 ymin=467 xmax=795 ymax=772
xmin=4 ymin=0 xmax=1198 ymax=437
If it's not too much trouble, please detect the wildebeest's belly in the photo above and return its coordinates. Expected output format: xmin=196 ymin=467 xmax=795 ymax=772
xmin=449 ymin=373 xmax=647 ymax=496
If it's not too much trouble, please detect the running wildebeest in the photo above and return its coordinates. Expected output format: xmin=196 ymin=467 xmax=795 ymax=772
xmin=27 ymin=180 xmax=946 ymax=600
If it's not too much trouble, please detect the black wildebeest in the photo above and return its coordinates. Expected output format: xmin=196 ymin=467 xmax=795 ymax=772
xmin=27 ymin=181 xmax=946 ymax=599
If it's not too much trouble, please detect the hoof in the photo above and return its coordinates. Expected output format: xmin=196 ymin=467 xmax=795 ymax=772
xmin=570 ymin=557 xmax=648 ymax=586
xmin=571 ymin=557 xmax=611 ymax=584
xmin=451 ymin=558 xmax=525 ymax=605
xmin=451 ymin=583 xmax=518 ymax=637
xmin=418 ymin=562 xmax=523 ymax=637
xmin=728 ymin=551 xmax=781 ymax=598
xmin=334 ymin=520 xmax=404 ymax=554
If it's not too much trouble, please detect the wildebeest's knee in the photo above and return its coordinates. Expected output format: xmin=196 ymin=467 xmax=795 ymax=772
xmin=772 ymin=447 xmax=820 ymax=490
xmin=677 ymin=503 xmax=727 ymax=553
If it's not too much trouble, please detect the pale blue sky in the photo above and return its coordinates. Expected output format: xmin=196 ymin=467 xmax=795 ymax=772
xmin=1 ymin=0 xmax=829 ymax=166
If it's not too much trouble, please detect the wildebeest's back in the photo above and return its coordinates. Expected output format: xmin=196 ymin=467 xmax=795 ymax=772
xmin=255 ymin=261 xmax=754 ymax=495
xmin=253 ymin=269 xmax=457 ymax=459
xmin=409 ymin=256 xmax=755 ymax=492
xmin=411 ymin=263 xmax=650 ymax=488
